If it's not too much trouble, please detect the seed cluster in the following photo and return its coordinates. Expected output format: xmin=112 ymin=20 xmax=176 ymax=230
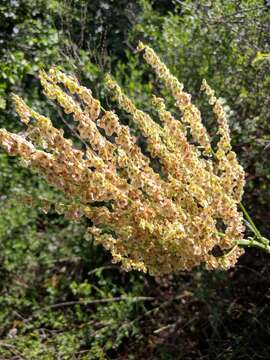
xmin=0 ymin=43 xmax=245 ymax=275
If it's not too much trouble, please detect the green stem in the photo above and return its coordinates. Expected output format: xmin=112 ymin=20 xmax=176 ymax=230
xmin=239 ymin=202 xmax=261 ymax=240
xmin=236 ymin=239 xmax=270 ymax=254
xmin=100 ymin=104 xmax=107 ymax=112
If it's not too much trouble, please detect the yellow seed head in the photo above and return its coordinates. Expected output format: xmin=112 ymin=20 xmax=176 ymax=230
xmin=0 ymin=44 xmax=246 ymax=275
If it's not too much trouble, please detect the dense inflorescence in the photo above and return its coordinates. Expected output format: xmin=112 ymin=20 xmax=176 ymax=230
xmin=0 ymin=43 xmax=246 ymax=275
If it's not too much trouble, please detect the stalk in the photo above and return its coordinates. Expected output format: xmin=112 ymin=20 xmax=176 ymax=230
xmin=236 ymin=239 xmax=270 ymax=254
xmin=238 ymin=203 xmax=270 ymax=253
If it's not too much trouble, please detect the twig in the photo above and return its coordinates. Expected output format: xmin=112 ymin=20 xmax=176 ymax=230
xmin=44 ymin=296 xmax=155 ymax=309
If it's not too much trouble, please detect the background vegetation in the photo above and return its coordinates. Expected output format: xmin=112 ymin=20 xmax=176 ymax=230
xmin=0 ymin=0 xmax=270 ymax=358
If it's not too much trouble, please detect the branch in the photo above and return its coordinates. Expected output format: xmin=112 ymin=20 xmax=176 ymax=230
xmin=44 ymin=295 xmax=155 ymax=309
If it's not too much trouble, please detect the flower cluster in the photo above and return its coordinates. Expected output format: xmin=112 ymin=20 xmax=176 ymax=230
xmin=0 ymin=43 xmax=246 ymax=275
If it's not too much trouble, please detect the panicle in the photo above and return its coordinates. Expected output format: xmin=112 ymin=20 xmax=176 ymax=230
xmin=0 ymin=44 xmax=246 ymax=275
xmin=201 ymin=79 xmax=245 ymax=202
xmin=137 ymin=41 xmax=212 ymax=155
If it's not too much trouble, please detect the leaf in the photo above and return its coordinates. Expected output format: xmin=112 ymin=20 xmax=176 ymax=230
xmin=0 ymin=96 xmax=6 ymax=110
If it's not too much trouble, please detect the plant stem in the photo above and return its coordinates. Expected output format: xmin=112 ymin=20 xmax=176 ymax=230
xmin=236 ymin=239 xmax=270 ymax=254
xmin=239 ymin=202 xmax=261 ymax=239
xmin=240 ymin=201 xmax=269 ymax=240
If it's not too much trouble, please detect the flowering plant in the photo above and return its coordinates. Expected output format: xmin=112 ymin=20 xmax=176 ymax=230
xmin=0 ymin=43 xmax=269 ymax=275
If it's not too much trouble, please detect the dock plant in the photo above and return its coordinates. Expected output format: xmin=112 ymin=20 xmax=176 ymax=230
xmin=0 ymin=42 xmax=269 ymax=275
